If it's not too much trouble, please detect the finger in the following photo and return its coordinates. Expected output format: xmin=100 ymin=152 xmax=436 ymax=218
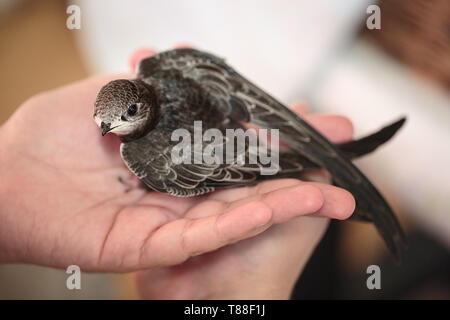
xmin=301 ymin=168 xmax=332 ymax=184
xmin=232 ymin=179 xmax=354 ymax=220
xmin=140 ymin=182 xmax=345 ymax=267
xmin=291 ymin=101 xmax=308 ymax=115
xmin=303 ymin=114 xmax=354 ymax=143
xmin=188 ymin=182 xmax=322 ymax=220
xmin=211 ymin=178 xmax=355 ymax=220
xmin=174 ymin=43 xmax=194 ymax=49
xmin=139 ymin=200 xmax=273 ymax=267
xmin=128 ymin=48 xmax=157 ymax=73
xmin=289 ymin=102 xmax=354 ymax=143
xmin=227 ymin=184 xmax=324 ymax=224
xmin=305 ymin=181 xmax=355 ymax=219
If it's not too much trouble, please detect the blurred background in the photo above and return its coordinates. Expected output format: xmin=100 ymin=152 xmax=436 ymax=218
xmin=0 ymin=0 xmax=449 ymax=299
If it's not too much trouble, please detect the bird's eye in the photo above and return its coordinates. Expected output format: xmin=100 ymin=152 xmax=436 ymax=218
xmin=127 ymin=104 xmax=138 ymax=116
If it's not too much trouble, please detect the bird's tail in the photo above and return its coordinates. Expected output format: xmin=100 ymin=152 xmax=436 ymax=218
xmin=291 ymin=118 xmax=407 ymax=170
xmin=285 ymin=117 xmax=408 ymax=262
xmin=337 ymin=117 xmax=406 ymax=160
xmin=334 ymin=118 xmax=408 ymax=262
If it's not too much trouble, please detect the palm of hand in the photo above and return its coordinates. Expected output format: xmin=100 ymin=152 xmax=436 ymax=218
xmin=0 ymin=74 xmax=354 ymax=299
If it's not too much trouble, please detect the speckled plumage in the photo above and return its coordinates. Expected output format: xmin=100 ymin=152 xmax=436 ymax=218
xmin=94 ymin=48 xmax=407 ymax=261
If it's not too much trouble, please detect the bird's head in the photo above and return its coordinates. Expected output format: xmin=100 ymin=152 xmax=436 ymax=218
xmin=93 ymin=79 xmax=156 ymax=140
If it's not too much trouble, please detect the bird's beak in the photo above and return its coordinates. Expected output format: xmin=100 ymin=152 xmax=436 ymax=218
xmin=101 ymin=122 xmax=112 ymax=136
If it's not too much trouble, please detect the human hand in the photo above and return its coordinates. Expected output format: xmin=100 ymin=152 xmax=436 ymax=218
xmin=0 ymin=48 xmax=354 ymax=300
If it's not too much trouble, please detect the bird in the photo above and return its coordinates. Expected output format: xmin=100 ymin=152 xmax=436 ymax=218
xmin=93 ymin=48 xmax=407 ymax=261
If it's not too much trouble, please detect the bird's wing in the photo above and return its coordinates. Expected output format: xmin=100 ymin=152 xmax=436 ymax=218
xmin=138 ymin=48 xmax=407 ymax=261
xmin=120 ymin=127 xmax=217 ymax=196
xmin=138 ymin=48 xmax=347 ymax=163
xmin=120 ymin=124 xmax=287 ymax=197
